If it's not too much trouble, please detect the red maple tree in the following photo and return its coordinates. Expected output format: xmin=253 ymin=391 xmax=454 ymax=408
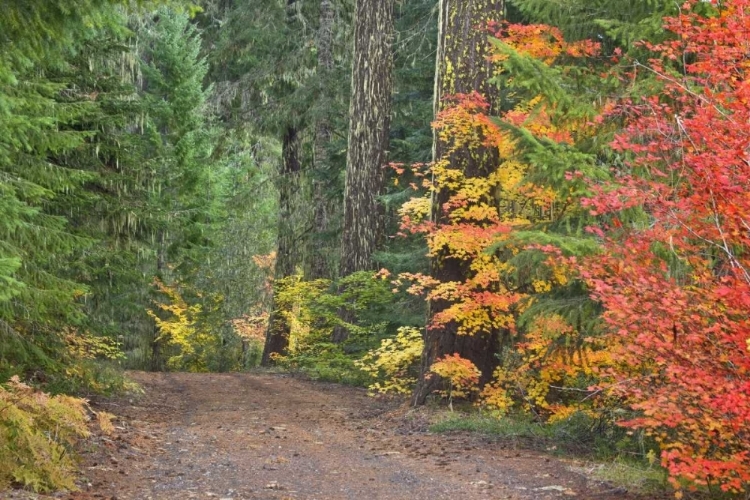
xmin=581 ymin=0 xmax=750 ymax=492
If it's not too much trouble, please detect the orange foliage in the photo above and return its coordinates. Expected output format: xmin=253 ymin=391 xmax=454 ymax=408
xmin=393 ymin=8 xmax=750 ymax=494
xmin=393 ymin=25 xmax=599 ymax=350
xmin=580 ymin=1 xmax=750 ymax=492
xmin=231 ymin=311 xmax=269 ymax=342
xmin=487 ymin=22 xmax=600 ymax=63
xmin=481 ymin=313 xmax=614 ymax=420
xmin=429 ymin=354 xmax=481 ymax=409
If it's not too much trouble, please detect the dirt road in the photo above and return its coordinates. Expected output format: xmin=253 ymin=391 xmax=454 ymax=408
xmin=58 ymin=372 xmax=638 ymax=500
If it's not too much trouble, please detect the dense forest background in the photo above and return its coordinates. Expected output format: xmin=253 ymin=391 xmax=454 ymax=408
xmin=2 ymin=0 xmax=750 ymax=496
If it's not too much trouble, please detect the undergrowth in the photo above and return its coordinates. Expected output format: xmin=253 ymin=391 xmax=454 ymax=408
xmin=430 ymin=410 xmax=672 ymax=496
xmin=0 ymin=327 xmax=137 ymax=494
xmin=0 ymin=377 xmax=91 ymax=492
xmin=277 ymin=347 xmax=372 ymax=387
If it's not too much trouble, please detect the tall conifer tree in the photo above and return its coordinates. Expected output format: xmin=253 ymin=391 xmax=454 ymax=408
xmin=333 ymin=0 xmax=395 ymax=343
xmin=307 ymin=0 xmax=337 ymax=280
xmin=0 ymin=1 xmax=125 ymax=376
xmin=412 ymin=0 xmax=506 ymax=404
xmin=261 ymin=0 xmax=315 ymax=364
xmin=338 ymin=0 xmax=395 ymax=277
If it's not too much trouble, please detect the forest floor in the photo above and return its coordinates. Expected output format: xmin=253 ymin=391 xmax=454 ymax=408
xmin=7 ymin=372 xmax=665 ymax=500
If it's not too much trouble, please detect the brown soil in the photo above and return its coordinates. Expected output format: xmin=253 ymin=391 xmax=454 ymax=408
xmin=9 ymin=372 xmax=645 ymax=500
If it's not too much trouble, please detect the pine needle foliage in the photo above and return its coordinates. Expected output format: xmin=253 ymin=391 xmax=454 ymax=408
xmin=0 ymin=0 xmax=127 ymax=369
xmin=508 ymin=0 xmax=677 ymax=49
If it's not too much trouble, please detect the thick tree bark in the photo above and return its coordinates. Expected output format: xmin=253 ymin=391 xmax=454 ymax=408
xmin=339 ymin=0 xmax=394 ymax=277
xmin=262 ymin=127 xmax=302 ymax=365
xmin=307 ymin=0 xmax=336 ymax=281
xmin=334 ymin=0 xmax=394 ymax=343
xmin=412 ymin=0 xmax=505 ymax=405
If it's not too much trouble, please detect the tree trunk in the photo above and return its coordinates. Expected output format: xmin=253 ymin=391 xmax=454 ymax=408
xmin=412 ymin=0 xmax=505 ymax=405
xmin=307 ymin=0 xmax=336 ymax=281
xmin=150 ymin=229 xmax=168 ymax=372
xmin=339 ymin=0 xmax=394 ymax=277
xmin=334 ymin=0 xmax=394 ymax=343
xmin=262 ymin=126 xmax=302 ymax=365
